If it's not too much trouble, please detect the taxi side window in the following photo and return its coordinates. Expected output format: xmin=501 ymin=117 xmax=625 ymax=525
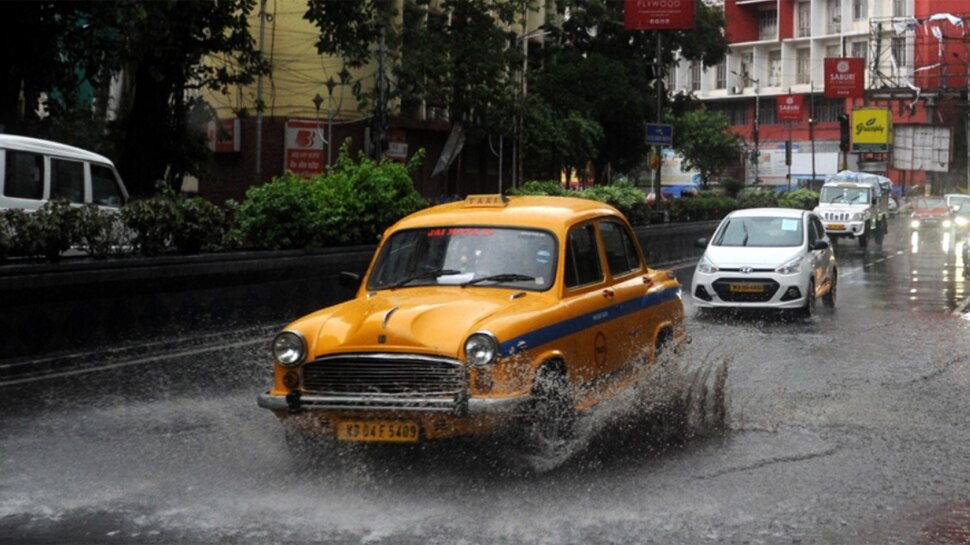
xmin=565 ymin=223 xmax=603 ymax=288
xmin=50 ymin=158 xmax=85 ymax=203
xmin=4 ymin=150 xmax=44 ymax=200
xmin=600 ymin=220 xmax=641 ymax=276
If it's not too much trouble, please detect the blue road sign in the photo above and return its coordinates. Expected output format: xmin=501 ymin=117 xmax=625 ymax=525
xmin=645 ymin=123 xmax=673 ymax=146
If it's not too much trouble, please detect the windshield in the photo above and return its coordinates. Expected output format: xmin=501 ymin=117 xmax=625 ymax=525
xmin=915 ymin=197 xmax=946 ymax=209
xmin=820 ymin=186 xmax=870 ymax=204
xmin=367 ymin=226 xmax=557 ymax=291
xmin=712 ymin=216 xmax=804 ymax=247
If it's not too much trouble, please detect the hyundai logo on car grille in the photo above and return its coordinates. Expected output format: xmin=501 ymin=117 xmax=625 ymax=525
xmin=740 ymin=266 xmax=754 ymax=274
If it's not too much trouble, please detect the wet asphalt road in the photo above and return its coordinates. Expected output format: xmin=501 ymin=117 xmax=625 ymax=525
xmin=2 ymin=214 xmax=970 ymax=544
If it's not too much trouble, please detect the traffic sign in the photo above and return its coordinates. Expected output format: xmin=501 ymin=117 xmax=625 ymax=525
xmin=645 ymin=123 xmax=673 ymax=146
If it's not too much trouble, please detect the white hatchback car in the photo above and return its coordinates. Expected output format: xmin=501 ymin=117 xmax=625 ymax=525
xmin=691 ymin=208 xmax=837 ymax=316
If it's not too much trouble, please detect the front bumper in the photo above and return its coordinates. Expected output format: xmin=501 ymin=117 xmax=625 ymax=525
xmin=257 ymin=391 xmax=531 ymax=416
xmin=823 ymin=220 xmax=865 ymax=238
xmin=691 ymin=271 xmax=808 ymax=309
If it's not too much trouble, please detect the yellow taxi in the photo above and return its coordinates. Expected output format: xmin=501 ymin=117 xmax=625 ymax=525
xmin=257 ymin=195 xmax=686 ymax=457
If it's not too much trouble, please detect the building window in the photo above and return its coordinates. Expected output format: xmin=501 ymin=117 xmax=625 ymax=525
xmin=893 ymin=0 xmax=905 ymax=16
xmin=826 ymin=44 xmax=841 ymax=58
xmin=852 ymin=0 xmax=867 ymax=20
xmin=796 ymin=49 xmax=811 ymax=84
xmin=690 ymin=62 xmax=701 ymax=91
xmin=759 ymin=99 xmax=778 ymax=125
xmin=709 ymin=101 xmax=747 ymax=126
xmin=740 ymin=52 xmax=754 ymax=84
xmin=813 ymin=98 xmax=845 ymax=122
xmin=716 ymin=61 xmax=727 ymax=89
xmin=759 ymin=10 xmax=778 ymax=40
xmin=797 ymin=2 xmax=811 ymax=38
xmin=666 ymin=62 xmax=678 ymax=90
xmin=851 ymin=41 xmax=868 ymax=64
xmin=827 ymin=0 xmax=841 ymax=34
xmin=767 ymin=50 xmax=782 ymax=86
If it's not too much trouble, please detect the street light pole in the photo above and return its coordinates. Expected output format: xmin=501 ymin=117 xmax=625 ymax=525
xmin=312 ymin=92 xmax=323 ymax=172
xmin=325 ymin=76 xmax=336 ymax=168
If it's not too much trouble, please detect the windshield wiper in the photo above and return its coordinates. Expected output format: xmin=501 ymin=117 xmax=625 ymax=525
xmin=461 ymin=273 xmax=535 ymax=287
xmin=741 ymin=222 xmax=749 ymax=247
xmin=386 ymin=269 xmax=462 ymax=289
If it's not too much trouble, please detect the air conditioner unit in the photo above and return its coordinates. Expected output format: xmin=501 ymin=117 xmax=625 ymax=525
xmin=730 ymin=85 xmax=743 ymax=95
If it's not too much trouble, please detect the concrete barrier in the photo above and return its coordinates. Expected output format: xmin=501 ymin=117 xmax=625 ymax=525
xmin=0 ymin=220 xmax=719 ymax=363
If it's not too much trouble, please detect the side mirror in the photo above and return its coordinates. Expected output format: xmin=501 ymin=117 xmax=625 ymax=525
xmin=812 ymin=239 xmax=830 ymax=251
xmin=339 ymin=271 xmax=362 ymax=291
xmin=694 ymin=237 xmax=709 ymax=249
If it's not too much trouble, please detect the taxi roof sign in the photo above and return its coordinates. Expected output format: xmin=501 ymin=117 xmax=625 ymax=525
xmin=463 ymin=194 xmax=509 ymax=208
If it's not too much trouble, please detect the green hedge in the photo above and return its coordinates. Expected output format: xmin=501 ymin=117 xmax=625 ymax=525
xmin=0 ymin=158 xmax=819 ymax=263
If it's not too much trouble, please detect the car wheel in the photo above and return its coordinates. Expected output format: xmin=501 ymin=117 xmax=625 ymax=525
xmin=822 ymin=268 xmax=837 ymax=308
xmin=521 ymin=365 xmax=576 ymax=459
xmin=858 ymin=230 xmax=868 ymax=248
xmin=802 ymin=277 xmax=816 ymax=318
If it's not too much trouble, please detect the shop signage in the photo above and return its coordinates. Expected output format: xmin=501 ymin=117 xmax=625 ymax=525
xmin=776 ymin=95 xmax=804 ymax=122
xmin=851 ymin=108 xmax=893 ymax=152
xmin=284 ymin=119 xmax=326 ymax=177
xmin=624 ymin=0 xmax=695 ymax=30
xmin=824 ymin=58 xmax=865 ymax=98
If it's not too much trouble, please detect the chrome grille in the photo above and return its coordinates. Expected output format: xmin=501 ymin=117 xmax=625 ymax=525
xmin=299 ymin=354 xmax=468 ymax=412
xmin=822 ymin=211 xmax=852 ymax=222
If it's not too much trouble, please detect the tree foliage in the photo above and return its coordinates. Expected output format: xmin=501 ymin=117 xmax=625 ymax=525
xmin=0 ymin=1 xmax=268 ymax=197
xmin=670 ymin=108 xmax=742 ymax=188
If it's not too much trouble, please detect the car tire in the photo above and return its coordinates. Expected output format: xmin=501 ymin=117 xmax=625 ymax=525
xmin=521 ymin=364 xmax=576 ymax=459
xmin=858 ymin=230 xmax=868 ymax=248
xmin=802 ymin=278 xmax=816 ymax=318
xmin=822 ymin=268 xmax=836 ymax=308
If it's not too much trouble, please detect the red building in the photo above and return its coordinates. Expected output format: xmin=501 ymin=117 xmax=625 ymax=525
xmin=688 ymin=0 xmax=970 ymax=194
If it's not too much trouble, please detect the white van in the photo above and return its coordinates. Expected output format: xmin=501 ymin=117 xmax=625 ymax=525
xmin=0 ymin=134 xmax=129 ymax=211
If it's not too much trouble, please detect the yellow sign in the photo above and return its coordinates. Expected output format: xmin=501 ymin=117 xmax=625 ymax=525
xmin=851 ymin=107 xmax=893 ymax=152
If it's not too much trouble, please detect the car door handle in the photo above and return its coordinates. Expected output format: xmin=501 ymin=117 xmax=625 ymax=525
xmin=602 ymin=289 xmax=615 ymax=298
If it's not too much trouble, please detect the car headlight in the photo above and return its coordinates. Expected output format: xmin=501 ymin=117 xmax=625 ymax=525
xmin=776 ymin=255 xmax=802 ymax=275
xmin=272 ymin=331 xmax=306 ymax=367
xmin=851 ymin=212 xmax=863 ymax=221
xmin=911 ymin=219 xmax=920 ymax=228
xmin=943 ymin=219 xmax=953 ymax=228
xmin=464 ymin=332 xmax=499 ymax=367
xmin=957 ymin=216 xmax=969 ymax=227
xmin=696 ymin=255 xmax=719 ymax=274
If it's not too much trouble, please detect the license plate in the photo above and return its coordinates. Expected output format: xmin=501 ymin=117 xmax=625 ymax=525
xmin=729 ymin=283 xmax=763 ymax=293
xmin=336 ymin=420 xmax=420 ymax=443
xmin=827 ymin=223 xmax=846 ymax=231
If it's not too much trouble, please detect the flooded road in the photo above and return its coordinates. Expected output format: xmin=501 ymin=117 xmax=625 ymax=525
xmin=2 ymin=215 xmax=970 ymax=544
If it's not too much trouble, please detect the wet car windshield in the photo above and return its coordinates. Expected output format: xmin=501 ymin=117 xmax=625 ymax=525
xmin=712 ymin=216 xmax=804 ymax=247
xmin=367 ymin=226 xmax=557 ymax=291
xmin=820 ymin=186 xmax=870 ymax=204
xmin=916 ymin=198 xmax=946 ymax=209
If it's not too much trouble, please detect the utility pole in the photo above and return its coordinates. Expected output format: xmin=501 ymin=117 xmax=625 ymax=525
xmin=654 ymin=32 xmax=663 ymax=202
xmin=810 ymin=80 xmax=816 ymax=184
xmin=255 ymin=0 xmax=266 ymax=182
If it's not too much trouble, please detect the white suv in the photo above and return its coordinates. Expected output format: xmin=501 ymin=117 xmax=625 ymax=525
xmin=691 ymin=208 xmax=837 ymax=317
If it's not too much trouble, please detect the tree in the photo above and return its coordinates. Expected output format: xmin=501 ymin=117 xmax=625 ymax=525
xmin=670 ymin=108 xmax=742 ymax=189
xmin=0 ymin=1 xmax=268 ymax=197
xmin=528 ymin=0 xmax=729 ymax=181
xmin=305 ymin=0 xmax=528 ymax=151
